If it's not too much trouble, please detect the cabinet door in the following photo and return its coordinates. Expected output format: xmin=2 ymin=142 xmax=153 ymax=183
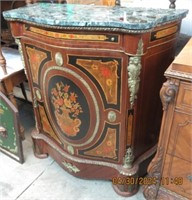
xmin=0 ymin=92 xmax=24 ymax=163
xmin=23 ymin=41 xmax=128 ymax=164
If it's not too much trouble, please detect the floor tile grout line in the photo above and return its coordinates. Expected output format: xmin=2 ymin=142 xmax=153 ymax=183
xmin=15 ymin=160 xmax=55 ymax=200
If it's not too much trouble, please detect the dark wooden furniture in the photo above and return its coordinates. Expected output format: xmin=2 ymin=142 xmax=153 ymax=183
xmin=143 ymin=38 xmax=192 ymax=200
xmin=3 ymin=3 xmax=187 ymax=196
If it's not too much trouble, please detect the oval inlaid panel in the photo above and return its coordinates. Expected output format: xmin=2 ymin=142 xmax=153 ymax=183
xmin=48 ymin=76 xmax=90 ymax=139
xmin=42 ymin=66 xmax=100 ymax=147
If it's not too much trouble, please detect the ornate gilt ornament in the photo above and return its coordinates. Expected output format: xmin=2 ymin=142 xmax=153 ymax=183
xmin=123 ymin=147 xmax=134 ymax=169
xmin=160 ymin=79 xmax=178 ymax=110
xmin=32 ymin=131 xmax=153 ymax=176
xmin=107 ymin=111 xmax=117 ymax=122
xmin=33 ymin=96 xmax=38 ymax=108
xmin=32 ymin=96 xmax=39 ymax=132
xmin=55 ymin=52 xmax=63 ymax=67
xmin=35 ymin=89 xmax=42 ymax=101
xmin=127 ymin=39 xmax=143 ymax=108
xmin=15 ymin=38 xmax=27 ymax=76
xmin=67 ymin=145 xmax=74 ymax=155
xmin=62 ymin=160 xmax=80 ymax=173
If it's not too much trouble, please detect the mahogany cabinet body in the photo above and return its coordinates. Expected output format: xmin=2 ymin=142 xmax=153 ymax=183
xmin=143 ymin=38 xmax=192 ymax=199
xmin=9 ymin=19 xmax=182 ymax=195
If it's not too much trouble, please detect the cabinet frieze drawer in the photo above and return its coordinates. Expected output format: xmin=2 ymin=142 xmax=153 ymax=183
xmin=24 ymin=25 xmax=121 ymax=46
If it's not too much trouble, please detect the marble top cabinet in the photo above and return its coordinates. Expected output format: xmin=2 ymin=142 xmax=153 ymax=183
xmin=3 ymin=3 xmax=188 ymax=197
xmin=3 ymin=3 xmax=188 ymax=30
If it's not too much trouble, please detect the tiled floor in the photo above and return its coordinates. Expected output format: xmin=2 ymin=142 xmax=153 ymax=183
xmin=0 ymin=100 xmax=146 ymax=200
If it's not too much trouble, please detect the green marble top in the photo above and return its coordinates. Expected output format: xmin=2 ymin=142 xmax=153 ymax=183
xmin=3 ymin=3 xmax=188 ymax=31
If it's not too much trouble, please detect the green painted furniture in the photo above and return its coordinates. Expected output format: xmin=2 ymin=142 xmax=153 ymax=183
xmin=0 ymin=92 xmax=24 ymax=163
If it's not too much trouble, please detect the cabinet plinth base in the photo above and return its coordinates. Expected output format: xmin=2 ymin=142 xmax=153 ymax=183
xmin=32 ymin=130 xmax=48 ymax=159
xmin=31 ymin=129 xmax=157 ymax=197
xmin=112 ymin=184 xmax=139 ymax=197
xmin=112 ymin=164 xmax=139 ymax=197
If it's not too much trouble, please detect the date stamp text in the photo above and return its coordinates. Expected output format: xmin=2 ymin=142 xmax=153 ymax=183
xmin=112 ymin=177 xmax=183 ymax=185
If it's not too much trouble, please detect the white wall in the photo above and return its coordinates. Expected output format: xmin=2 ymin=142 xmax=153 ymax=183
xmin=176 ymin=0 xmax=192 ymax=35
xmin=121 ymin=0 xmax=192 ymax=36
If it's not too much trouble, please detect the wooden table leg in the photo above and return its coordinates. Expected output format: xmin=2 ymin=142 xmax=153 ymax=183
xmin=0 ymin=47 xmax=7 ymax=75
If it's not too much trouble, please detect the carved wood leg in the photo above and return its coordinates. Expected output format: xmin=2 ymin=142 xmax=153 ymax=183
xmin=0 ymin=82 xmax=6 ymax=94
xmin=3 ymin=78 xmax=17 ymax=107
xmin=0 ymin=47 xmax=7 ymax=75
xmin=20 ymin=82 xmax=28 ymax=101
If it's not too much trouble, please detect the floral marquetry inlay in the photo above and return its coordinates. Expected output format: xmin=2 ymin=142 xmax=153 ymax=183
xmin=26 ymin=47 xmax=47 ymax=84
xmin=51 ymin=82 xmax=83 ymax=137
xmin=28 ymin=26 xmax=109 ymax=41
xmin=38 ymin=105 xmax=61 ymax=144
xmin=84 ymin=128 xmax=117 ymax=159
xmin=77 ymin=59 xmax=119 ymax=104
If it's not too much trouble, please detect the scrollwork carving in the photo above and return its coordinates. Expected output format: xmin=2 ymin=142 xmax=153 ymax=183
xmin=160 ymin=80 xmax=178 ymax=111
xmin=143 ymin=146 xmax=164 ymax=199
